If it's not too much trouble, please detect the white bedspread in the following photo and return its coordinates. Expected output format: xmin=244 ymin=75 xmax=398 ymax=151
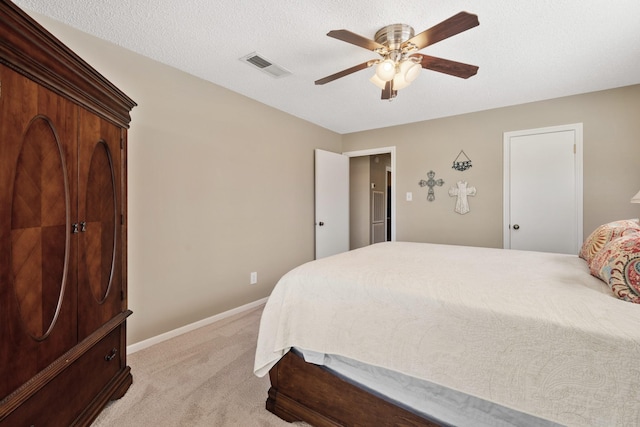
xmin=254 ymin=242 xmax=640 ymax=426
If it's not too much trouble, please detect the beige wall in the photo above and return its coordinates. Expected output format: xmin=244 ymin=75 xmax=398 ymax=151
xmin=29 ymin=12 xmax=640 ymax=346
xmin=343 ymin=85 xmax=640 ymax=248
xmin=31 ymin=13 xmax=342 ymax=344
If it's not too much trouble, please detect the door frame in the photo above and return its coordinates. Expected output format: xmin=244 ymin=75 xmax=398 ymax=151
xmin=502 ymin=123 xmax=583 ymax=251
xmin=343 ymin=146 xmax=396 ymax=242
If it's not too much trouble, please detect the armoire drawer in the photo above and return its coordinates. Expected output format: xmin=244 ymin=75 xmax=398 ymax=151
xmin=1 ymin=326 xmax=124 ymax=426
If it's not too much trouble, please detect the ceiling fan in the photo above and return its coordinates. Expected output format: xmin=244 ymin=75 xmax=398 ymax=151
xmin=315 ymin=11 xmax=479 ymax=100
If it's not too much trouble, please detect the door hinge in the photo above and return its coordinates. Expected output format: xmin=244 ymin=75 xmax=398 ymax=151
xmin=573 ymin=144 xmax=576 ymax=154
xmin=121 ymin=214 xmax=124 ymax=225
xmin=120 ymin=137 xmax=124 ymax=150
xmin=120 ymin=290 xmax=125 ymax=301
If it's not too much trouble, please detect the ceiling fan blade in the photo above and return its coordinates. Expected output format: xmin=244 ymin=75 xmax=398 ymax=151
xmin=381 ymin=80 xmax=397 ymax=100
xmin=315 ymin=60 xmax=375 ymax=85
xmin=413 ymin=54 xmax=479 ymax=79
xmin=404 ymin=11 xmax=479 ymax=51
xmin=327 ymin=29 xmax=386 ymax=51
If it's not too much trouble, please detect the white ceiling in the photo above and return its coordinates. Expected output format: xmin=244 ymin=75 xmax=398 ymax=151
xmin=13 ymin=0 xmax=640 ymax=134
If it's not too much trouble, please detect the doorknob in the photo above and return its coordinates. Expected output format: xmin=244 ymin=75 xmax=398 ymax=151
xmin=513 ymin=224 xmax=520 ymax=230
xmin=318 ymin=222 xmax=325 ymax=226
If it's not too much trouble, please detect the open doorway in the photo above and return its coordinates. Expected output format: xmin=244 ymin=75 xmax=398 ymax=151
xmin=343 ymin=147 xmax=395 ymax=250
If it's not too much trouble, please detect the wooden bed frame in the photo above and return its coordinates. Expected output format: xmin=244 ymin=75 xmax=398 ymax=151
xmin=266 ymin=351 xmax=441 ymax=427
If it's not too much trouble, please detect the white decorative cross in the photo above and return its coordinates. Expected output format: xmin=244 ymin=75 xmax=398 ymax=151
xmin=448 ymin=181 xmax=476 ymax=214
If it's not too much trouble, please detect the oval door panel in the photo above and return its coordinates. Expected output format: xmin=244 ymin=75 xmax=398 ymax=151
xmin=11 ymin=117 xmax=69 ymax=340
xmin=84 ymin=141 xmax=116 ymax=303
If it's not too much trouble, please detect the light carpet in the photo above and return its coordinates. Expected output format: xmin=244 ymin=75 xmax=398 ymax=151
xmin=91 ymin=305 xmax=305 ymax=426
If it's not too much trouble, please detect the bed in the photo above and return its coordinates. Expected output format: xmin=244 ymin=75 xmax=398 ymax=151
xmin=254 ymin=236 xmax=640 ymax=426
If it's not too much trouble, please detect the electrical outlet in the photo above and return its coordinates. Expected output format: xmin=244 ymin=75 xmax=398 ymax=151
xmin=250 ymin=272 xmax=257 ymax=285
xmin=406 ymin=192 xmax=413 ymax=201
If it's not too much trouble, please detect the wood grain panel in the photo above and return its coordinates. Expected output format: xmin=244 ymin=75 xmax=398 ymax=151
xmin=11 ymin=117 xmax=67 ymax=340
xmin=0 ymin=64 xmax=78 ymax=399
xmin=85 ymin=141 xmax=116 ymax=303
xmin=77 ymin=110 xmax=123 ymax=341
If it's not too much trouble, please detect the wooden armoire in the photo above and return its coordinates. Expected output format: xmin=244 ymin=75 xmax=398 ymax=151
xmin=0 ymin=1 xmax=136 ymax=425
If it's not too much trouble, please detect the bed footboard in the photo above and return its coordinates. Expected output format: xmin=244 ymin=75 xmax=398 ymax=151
xmin=266 ymin=351 xmax=440 ymax=427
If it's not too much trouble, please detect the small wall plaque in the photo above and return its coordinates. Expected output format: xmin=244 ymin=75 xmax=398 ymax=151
xmin=452 ymin=150 xmax=472 ymax=171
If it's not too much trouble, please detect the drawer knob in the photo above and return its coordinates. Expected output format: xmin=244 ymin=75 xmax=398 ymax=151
xmin=105 ymin=348 xmax=118 ymax=362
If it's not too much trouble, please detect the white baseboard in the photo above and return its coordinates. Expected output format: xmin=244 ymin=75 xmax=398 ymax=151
xmin=126 ymin=297 xmax=268 ymax=355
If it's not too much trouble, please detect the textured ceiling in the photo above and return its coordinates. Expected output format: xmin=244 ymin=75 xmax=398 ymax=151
xmin=13 ymin=0 xmax=640 ymax=134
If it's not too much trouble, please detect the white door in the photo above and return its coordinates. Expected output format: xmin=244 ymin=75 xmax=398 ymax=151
xmin=503 ymin=124 xmax=583 ymax=254
xmin=315 ymin=149 xmax=349 ymax=259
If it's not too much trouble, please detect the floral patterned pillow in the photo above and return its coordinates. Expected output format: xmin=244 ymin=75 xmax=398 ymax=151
xmin=579 ymin=219 xmax=640 ymax=264
xmin=590 ymin=233 xmax=640 ymax=304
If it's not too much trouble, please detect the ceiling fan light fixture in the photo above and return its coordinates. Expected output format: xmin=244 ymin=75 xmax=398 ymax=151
xmin=315 ymin=12 xmax=479 ymax=100
xmin=391 ymin=59 xmax=421 ymax=90
xmin=375 ymin=59 xmax=396 ymax=81
xmin=403 ymin=60 xmax=421 ymax=83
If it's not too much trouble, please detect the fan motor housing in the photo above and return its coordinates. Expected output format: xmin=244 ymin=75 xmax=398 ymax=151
xmin=374 ymin=24 xmax=415 ymax=49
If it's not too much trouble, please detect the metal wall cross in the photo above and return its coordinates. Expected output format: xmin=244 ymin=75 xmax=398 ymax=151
xmin=419 ymin=170 xmax=445 ymax=202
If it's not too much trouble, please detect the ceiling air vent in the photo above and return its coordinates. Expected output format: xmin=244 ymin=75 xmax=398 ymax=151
xmin=239 ymin=52 xmax=291 ymax=78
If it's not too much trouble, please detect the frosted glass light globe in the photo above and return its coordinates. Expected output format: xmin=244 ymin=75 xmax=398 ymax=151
xmin=392 ymin=73 xmax=409 ymax=90
xmin=404 ymin=61 xmax=421 ymax=83
xmin=375 ymin=59 xmax=396 ymax=81
xmin=369 ymin=74 xmax=387 ymax=89
xmin=393 ymin=60 xmax=420 ymax=90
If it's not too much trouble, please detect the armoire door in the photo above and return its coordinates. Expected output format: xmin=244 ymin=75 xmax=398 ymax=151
xmin=0 ymin=65 xmax=78 ymax=397
xmin=77 ymin=109 xmax=125 ymax=340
